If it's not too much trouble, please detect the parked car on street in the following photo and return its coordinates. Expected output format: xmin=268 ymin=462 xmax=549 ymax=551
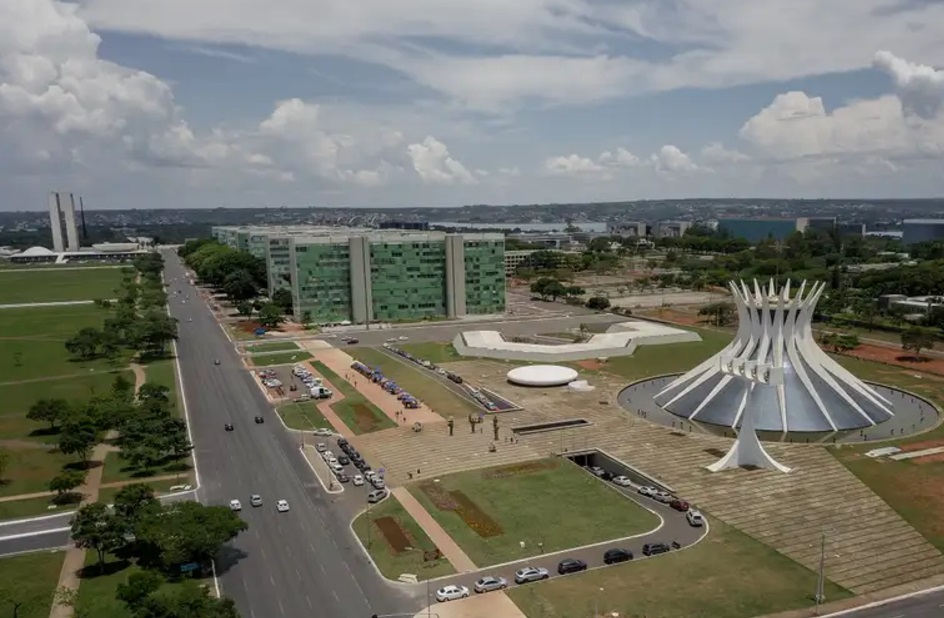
xmin=473 ymin=576 xmax=507 ymax=593
xmin=686 ymin=509 xmax=705 ymax=527
xmin=603 ymin=548 xmax=633 ymax=564
xmin=557 ymin=559 xmax=587 ymax=575
xmin=435 ymin=585 xmax=469 ymax=602
xmin=611 ymin=475 xmax=633 ymax=487
xmin=514 ymin=567 xmax=549 ymax=584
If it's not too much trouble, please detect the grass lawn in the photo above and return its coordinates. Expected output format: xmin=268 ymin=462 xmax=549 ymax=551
xmin=0 ymin=268 xmax=124 ymax=304
xmin=595 ymin=327 xmax=730 ymax=381
xmin=349 ymin=347 xmax=480 ymax=417
xmin=352 ymin=493 xmax=456 ymax=581
xmin=97 ymin=478 xmax=182 ymax=505
xmin=100 ymin=451 xmax=191 ymax=485
xmin=408 ymin=458 xmax=660 ymax=566
xmin=0 ymin=304 xmax=133 ymax=381
xmin=77 ymin=553 xmax=195 ymax=618
xmin=310 ymin=361 xmax=397 ymax=434
xmin=507 ymin=517 xmax=849 ymax=618
xmin=278 ymin=401 xmax=332 ymax=431
xmin=829 ymin=355 xmax=944 ymax=551
xmin=0 ymin=493 xmax=79 ymax=521
xmin=143 ymin=358 xmax=182 ymax=415
xmin=250 ymin=351 xmax=312 ymax=366
xmin=247 ymin=341 xmax=300 ymax=353
xmin=398 ymin=341 xmax=462 ymax=364
xmin=0 ymin=550 xmax=64 ymax=618
xmin=0 ymin=446 xmax=78 ymax=498
xmin=0 ymin=370 xmax=133 ymax=423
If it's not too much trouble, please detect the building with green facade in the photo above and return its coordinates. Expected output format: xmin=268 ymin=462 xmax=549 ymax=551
xmin=211 ymin=226 xmax=506 ymax=323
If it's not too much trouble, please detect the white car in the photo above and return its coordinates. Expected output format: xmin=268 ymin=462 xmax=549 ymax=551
xmin=612 ymin=475 xmax=633 ymax=487
xmin=315 ymin=443 xmax=327 ymax=452
xmin=637 ymin=485 xmax=657 ymax=497
xmin=313 ymin=428 xmax=333 ymax=436
xmin=229 ymin=499 xmax=242 ymax=511
xmin=514 ymin=567 xmax=549 ymax=584
xmin=435 ymin=585 xmax=469 ymax=602
xmin=250 ymin=494 xmax=263 ymax=507
xmin=654 ymin=491 xmax=675 ymax=504
xmin=398 ymin=336 xmax=409 ymax=341
xmin=687 ymin=509 xmax=705 ymax=527
xmin=352 ymin=474 xmax=364 ymax=486
xmin=330 ymin=462 xmax=343 ymax=473
xmin=276 ymin=499 xmax=290 ymax=513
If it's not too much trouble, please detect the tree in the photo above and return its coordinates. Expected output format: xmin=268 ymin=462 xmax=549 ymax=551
xmin=698 ymin=302 xmax=736 ymax=327
xmin=901 ymin=326 xmax=936 ymax=359
xmin=300 ymin=310 xmax=312 ymax=326
xmin=585 ymin=296 xmax=611 ymax=310
xmin=256 ymin=302 xmax=285 ymax=329
xmin=530 ymin=277 xmax=566 ymax=301
xmin=113 ymin=483 xmax=160 ymax=524
xmin=235 ymin=301 xmax=254 ymax=320
xmin=26 ymin=398 xmax=70 ymax=430
xmin=136 ymin=311 xmax=179 ymax=357
xmin=49 ymin=470 xmax=85 ymax=499
xmin=111 ymin=374 xmax=135 ymax=401
xmin=272 ymin=288 xmax=294 ymax=314
xmin=116 ymin=571 xmax=164 ymax=612
xmin=138 ymin=383 xmax=171 ymax=409
xmin=58 ymin=417 xmax=99 ymax=465
xmin=222 ymin=269 xmax=257 ymax=302
xmin=132 ymin=582 xmax=240 ymax=618
xmin=65 ymin=327 xmax=103 ymax=360
xmin=136 ymin=502 xmax=248 ymax=568
xmin=71 ymin=503 xmax=124 ymax=569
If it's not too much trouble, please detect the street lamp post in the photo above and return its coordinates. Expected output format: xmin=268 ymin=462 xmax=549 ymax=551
xmin=814 ymin=532 xmax=826 ymax=613
xmin=593 ymin=587 xmax=604 ymax=617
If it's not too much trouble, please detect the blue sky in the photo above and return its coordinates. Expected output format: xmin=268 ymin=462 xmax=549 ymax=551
xmin=1 ymin=0 xmax=943 ymax=210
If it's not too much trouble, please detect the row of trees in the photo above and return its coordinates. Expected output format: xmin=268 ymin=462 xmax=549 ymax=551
xmin=53 ymin=483 xmax=244 ymax=617
xmin=529 ymin=277 xmax=612 ymax=311
xmin=179 ymin=239 xmax=293 ymax=326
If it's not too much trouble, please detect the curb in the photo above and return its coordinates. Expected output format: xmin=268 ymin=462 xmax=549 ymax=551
xmin=299 ymin=446 xmax=345 ymax=494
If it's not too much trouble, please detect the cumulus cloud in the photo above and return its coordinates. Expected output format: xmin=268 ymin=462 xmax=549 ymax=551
xmin=406 ymin=136 xmax=477 ymax=185
xmin=872 ymin=50 xmax=944 ymax=120
xmin=542 ymin=154 xmax=609 ymax=179
xmin=599 ymin=147 xmax=641 ymax=168
xmin=700 ymin=143 xmax=750 ymax=165
xmin=650 ymin=145 xmax=698 ymax=173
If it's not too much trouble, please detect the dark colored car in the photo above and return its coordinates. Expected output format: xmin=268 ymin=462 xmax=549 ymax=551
xmin=557 ymin=559 xmax=587 ymax=575
xmin=603 ymin=548 xmax=633 ymax=564
xmin=355 ymin=460 xmax=370 ymax=472
xmin=670 ymin=499 xmax=690 ymax=512
xmin=642 ymin=543 xmax=671 ymax=557
xmin=224 ymin=423 xmax=234 ymax=432
xmin=254 ymin=416 xmax=264 ymax=424
xmin=338 ymin=455 xmax=350 ymax=466
xmin=336 ymin=472 xmax=350 ymax=483
xmin=337 ymin=438 xmax=349 ymax=449
xmin=347 ymin=338 xmax=359 ymax=345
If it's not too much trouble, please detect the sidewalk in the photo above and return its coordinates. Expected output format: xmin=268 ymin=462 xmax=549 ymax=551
xmin=390 ymin=487 xmax=478 ymax=573
xmin=313 ymin=348 xmax=443 ymax=427
xmin=413 ymin=593 xmax=526 ymax=618
xmin=301 ymin=362 xmax=356 ymax=440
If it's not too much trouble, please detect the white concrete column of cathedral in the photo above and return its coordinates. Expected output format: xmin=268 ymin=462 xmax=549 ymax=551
xmin=707 ymin=356 xmax=792 ymax=474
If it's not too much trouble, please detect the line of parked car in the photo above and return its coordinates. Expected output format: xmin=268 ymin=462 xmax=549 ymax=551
xmin=292 ymin=364 xmax=333 ymax=399
xmin=350 ymin=361 xmax=420 ymax=408
xmin=315 ymin=437 xmax=388 ymax=503
xmin=586 ymin=465 xmax=704 ymax=527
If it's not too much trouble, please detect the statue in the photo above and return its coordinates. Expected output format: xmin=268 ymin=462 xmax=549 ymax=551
xmin=492 ymin=415 xmax=499 ymax=441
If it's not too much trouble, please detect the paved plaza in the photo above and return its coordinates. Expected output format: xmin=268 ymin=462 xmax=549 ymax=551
xmin=356 ymin=358 xmax=944 ymax=596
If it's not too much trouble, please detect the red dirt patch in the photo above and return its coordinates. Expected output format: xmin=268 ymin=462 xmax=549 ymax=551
xmin=845 ymin=343 xmax=944 ymax=377
xmin=352 ymin=403 xmax=382 ymax=432
xmin=419 ymin=482 xmax=504 ymax=538
xmin=374 ymin=516 xmax=413 ymax=553
xmin=235 ymin=320 xmax=263 ymax=333
xmin=482 ymin=460 xmax=559 ymax=480
xmin=575 ymin=359 xmax=604 ymax=371
xmin=898 ymin=440 xmax=944 ymax=453
xmin=911 ymin=452 xmax=944 ymax=464
xmin=636 ymin=307 xmax=705 ymax=326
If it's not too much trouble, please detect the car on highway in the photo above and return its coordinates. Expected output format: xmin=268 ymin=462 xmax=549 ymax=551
xmin=250 ymin=495 xmax=263 ymax=507
xmin=611 ymin=475 xmax=633 ymax=487
xmin=687 ymin=509 xmax=705 ymax=527
xmin=514 ymin=567 xmax=549 ymax=584
xmin=557 ymin=559 xmax=587 ymax=575
xmin=254 ymin=415 xmax=264 ymax=424
xmin=276 ymin=499 xmax=290 ymax=513
xmin=435 ymin=585 xmax=469 ymax=602
xmin=367 ymin=489 xmax=388 ymax=503
xmin=352 ymin=474 xmax=364 ymax=486
xmin=642 ymin=542 xmax=671 ymax=556
xmin=637 ymin=485 xmax=657 ymax=497
xmin=229 ymin=499 xmax=242 ymax=511
xmin=315 ymin=443 xmax=327 ymax=452
xmin=214 ymin=359 xmax=219 ymax=365
xmin=312 ymin=428 xmax=333 ymax=436
xmin=670 ymin=499 xmax=690 ymax=512
xmin=224 ymin=423 xmax=234 ymax=432
xmin=473 ymin=576 xmax=507 ymax=593
xmin=603 ymin=548 xmax=633 ymax=564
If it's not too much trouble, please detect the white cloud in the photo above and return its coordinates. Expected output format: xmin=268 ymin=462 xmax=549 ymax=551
xmin=650 ymin=145 xmax=698 ymax=173
xmin=542 ymin=154 xmax=609 ymax=179
xmin=700 ymin=142 xmax=750 ymax=165
xmin=599 ymin=147 xmax=641 ymax=168
xmin=872 ymin=50 xmax=944 ymax=121
xmin=406 ymin=136 xmax=477 ymax=185
xmin=76 ymin=0 xmax=944 ymax=111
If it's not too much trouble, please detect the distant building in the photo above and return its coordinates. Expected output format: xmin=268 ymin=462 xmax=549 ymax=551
xmin=880 ymin=294 xmax=944 ymax=315
xmin=48 ymin=192 xmax=81 ymax=253
xmin=902 ymin=219 xmax=944 ymax=245
xmin=379 ymin=221 xmax=430 ymax=231
xmin=505 ymin=231 xmax=574 ymax=249
xmin=796 ymin=217 xmax=836 ymax=233
xmin=717 ymin=218 xmax=798 ymax=242
xmin=837 ymin=223 xmax=866 ymax=237
xmin=5 ymin=244 xmax=149 ymax=265
xmin=607 ymin=221 xmax=648 ymax=237
xmin=655 ymin=221 xmax=690 ymax=238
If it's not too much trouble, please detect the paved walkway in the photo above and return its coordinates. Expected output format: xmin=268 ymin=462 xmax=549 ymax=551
xmin=301 ymin=362 xmax=356 ymax=441
xmin=312 ymin=348 xmax=443 ymax=427
xmin=390 ymin=487 xmax=478 ymax=573
xmin=48 ymin=362 xmax=146 ymax=618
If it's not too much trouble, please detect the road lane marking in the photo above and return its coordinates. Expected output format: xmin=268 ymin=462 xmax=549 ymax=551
xmin=0 ymin=512 xmax=74 ymax=528
xmin=277 ymin=598 xmax=285 ymax=615
xmin=0 ymin=527 xmax=70 ymax=542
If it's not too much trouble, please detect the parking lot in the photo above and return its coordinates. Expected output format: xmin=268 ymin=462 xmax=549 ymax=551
xmin=309 ymin=434 xmax=390 ymax=507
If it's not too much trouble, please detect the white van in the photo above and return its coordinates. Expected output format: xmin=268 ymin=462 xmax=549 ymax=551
xmin=310 ymin=386 xmax=333 ymax=399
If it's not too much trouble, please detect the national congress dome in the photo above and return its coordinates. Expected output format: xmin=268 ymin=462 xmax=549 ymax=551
xmin=654 ymin=280 xmax=894 ymax=433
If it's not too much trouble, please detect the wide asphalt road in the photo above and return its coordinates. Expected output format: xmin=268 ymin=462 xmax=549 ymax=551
xmin=164 ymin=252 xmax=415 ymax=618
xmin=824 ymin=589 xmax=944 ymax=617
